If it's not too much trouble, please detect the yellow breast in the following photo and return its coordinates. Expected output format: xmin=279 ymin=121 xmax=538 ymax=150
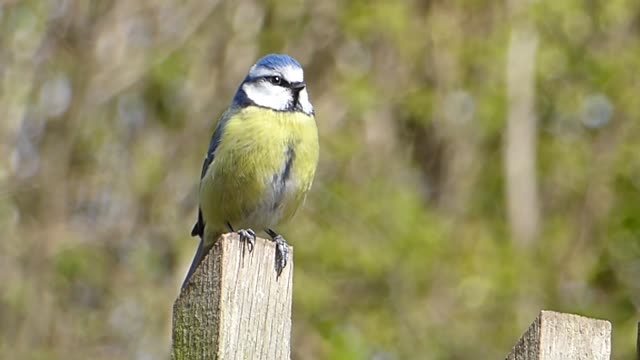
xmin=200 ymin=106 xmax=319 ymax=235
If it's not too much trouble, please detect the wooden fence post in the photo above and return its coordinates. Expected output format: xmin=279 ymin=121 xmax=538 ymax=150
xmin=505 ymin=310 xmax=611 ymax=360
xmin=171 ymin=233 xmax=294 ymax=360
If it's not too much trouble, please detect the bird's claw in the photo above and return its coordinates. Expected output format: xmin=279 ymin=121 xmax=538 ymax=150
xmin=266 ymin=229 xmax=289 ymax=277
xmin=237 ymin=229 xmax=256 ymax=253
xmin=274 ymin=235 xmax=289 ymax=276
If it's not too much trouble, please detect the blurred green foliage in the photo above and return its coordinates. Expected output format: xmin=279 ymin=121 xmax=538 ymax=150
xmin=0 ymin=0 xmax=639 ymax=359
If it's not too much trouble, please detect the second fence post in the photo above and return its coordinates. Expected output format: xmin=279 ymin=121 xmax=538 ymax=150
xmin=506 ymin=310 xmax=611 ymax=360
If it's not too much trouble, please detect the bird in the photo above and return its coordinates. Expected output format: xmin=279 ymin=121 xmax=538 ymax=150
xmin=181 ymin=54 xmax=319 ymax=289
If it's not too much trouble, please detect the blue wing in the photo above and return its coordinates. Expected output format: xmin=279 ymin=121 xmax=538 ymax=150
xmin=183 ymin=109 xmax=236 ymax=289
xmin=190 ymin=109 xmax=235 ymax=237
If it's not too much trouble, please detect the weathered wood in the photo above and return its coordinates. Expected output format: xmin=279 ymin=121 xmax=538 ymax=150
xmin=506 ymin=310 xmax=611 ymax=360
xmin=171 ymin=233 xmax=293 ymax=360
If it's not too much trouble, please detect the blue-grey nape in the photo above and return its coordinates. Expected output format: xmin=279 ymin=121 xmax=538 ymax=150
xmin=255 ymin=54 xmax=302 ymax=71
xmin=232 ymin=89 xmax=253 ymax=108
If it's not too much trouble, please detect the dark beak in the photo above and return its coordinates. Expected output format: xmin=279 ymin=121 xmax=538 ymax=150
xmin=290 ymin=82 xmax=306 ymax=91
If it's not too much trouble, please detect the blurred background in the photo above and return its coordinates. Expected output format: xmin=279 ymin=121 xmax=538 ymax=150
xmin=0 ymin=0 xmax=639 ymax=359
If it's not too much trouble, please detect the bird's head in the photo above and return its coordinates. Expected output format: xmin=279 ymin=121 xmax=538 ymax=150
xmin=233 ymin=54 xmax=313 ymax=115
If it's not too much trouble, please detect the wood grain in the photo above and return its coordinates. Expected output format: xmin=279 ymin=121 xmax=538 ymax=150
xmin=172 ymin=233 xmax=293 ymax=360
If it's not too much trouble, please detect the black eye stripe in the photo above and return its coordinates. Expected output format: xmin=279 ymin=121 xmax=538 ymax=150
xmin=264 ymin=76 xmax=290 ymax=87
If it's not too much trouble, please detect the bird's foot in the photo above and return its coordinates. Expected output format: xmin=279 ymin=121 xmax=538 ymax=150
xmin=237 ymin=228 xmax=256 ymax=253
xmin=266 ymin=229 xmax=289 ymax=277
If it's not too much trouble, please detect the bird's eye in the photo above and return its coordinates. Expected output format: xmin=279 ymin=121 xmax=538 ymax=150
xmin=268 ymin=76 xmax=282 ymax=85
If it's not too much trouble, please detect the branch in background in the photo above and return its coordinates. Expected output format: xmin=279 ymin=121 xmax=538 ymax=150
xmin=504 ymin=11 xmax=540 ymax=245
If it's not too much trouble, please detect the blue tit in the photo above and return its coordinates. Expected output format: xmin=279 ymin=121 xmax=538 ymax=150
xmin=181 ymin=54 xmax=319 ymax=289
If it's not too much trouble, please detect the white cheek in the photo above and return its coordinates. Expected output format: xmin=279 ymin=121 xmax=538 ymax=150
xmin=298 ymin=88 xmax=313 ymax=114
xmin=243 ymin=83 xmax=290 ymax=111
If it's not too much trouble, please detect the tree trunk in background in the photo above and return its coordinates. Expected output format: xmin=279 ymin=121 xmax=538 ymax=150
xmin=428 ymin=5 xmax=479 ymax=218
xmin=504 ymin=4 xmax=540 ymax=245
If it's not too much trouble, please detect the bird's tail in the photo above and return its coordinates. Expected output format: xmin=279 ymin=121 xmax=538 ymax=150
xmin=181 ymin=238 xmax=212 ymax=290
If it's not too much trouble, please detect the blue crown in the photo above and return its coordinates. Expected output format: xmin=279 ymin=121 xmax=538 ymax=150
xmin=255 ymin=54 xmax=302 ymax=70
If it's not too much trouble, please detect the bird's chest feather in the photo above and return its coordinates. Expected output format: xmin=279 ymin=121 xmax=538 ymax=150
xmin=202 ymin=107 xmax=318 ymax=227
